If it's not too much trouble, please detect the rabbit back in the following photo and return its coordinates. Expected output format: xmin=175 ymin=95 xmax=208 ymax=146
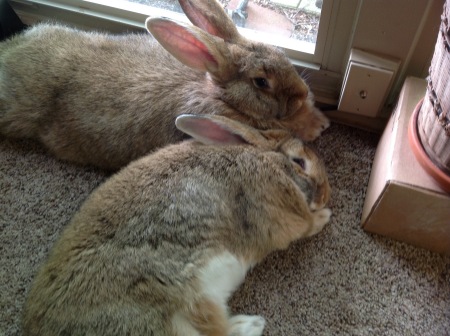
xmin=0 ymin=24 xmax=215 ymax=168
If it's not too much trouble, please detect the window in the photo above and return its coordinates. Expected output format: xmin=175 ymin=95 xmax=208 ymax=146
xmin=8 ymin=0 xmax=355 ymax=65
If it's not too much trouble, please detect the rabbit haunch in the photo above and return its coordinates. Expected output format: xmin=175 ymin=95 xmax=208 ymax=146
xmin=22 ymin=114 xmax=332 ymax=336
xmin=0 ymin=0 xmax=329 ymax=170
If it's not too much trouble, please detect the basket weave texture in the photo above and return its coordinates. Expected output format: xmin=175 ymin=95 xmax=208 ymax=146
xmin=418 ymin=0 xmax=450 ymax=173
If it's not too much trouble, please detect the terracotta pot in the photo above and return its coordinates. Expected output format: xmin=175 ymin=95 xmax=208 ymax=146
xmin=411 ymin=0 xmax=450 ymax=191
xmin=418 ymin=93 xmax=450 ymax=175
xmin=409 ymin=98 xmax=450 ymax=193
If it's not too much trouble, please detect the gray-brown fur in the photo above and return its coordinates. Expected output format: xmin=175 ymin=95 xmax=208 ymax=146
xmin=0 ymin=0 xmax=329 ymax=170
xmin=22 ymin=114 xmax=331 ymax=336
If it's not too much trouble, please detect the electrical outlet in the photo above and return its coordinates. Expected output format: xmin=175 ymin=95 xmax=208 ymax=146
xmin=338 ymin=49 xmax=400 ymax=118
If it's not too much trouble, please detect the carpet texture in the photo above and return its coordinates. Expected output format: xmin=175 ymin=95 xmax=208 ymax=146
xmin=1 ymin=124 xmax=449 ymax=335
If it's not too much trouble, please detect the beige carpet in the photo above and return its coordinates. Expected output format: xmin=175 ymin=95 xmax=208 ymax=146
xmin=1 ymin=123 xmax=449 ymax=335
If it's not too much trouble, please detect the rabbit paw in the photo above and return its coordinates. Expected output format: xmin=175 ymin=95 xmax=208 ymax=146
xmin=310 ymin=208 xmax=332 ymax=235
xmin=302 ymin=110 xmax=330 ymax=141
xmin=281 ymin=107 xmax=330 ymax=141
xmin=228 ymin=315 xmax=265 ymax=336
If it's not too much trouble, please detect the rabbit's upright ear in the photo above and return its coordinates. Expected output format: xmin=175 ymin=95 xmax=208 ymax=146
xmin=178 ymin=0 xmax=240 ymax=42
xmin=175 ymin=114 xmax=268 ymax=146
xmin=146 ymin=17 xmax=228 ymax=73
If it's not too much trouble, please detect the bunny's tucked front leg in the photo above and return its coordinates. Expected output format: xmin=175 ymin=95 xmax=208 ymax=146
xmin=300 ymin=107 xmax=331 ymax=141
xmin=309 ymin=208 xmax=332 ymax=236
xmin=281 ymin=104 xmax=330 ymax=142
xmin=229 ymin=315 xmax=266 ymax=336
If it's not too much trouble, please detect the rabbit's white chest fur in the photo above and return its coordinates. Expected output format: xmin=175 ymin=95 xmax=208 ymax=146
xmin=198 ymin=251 xmax=251 ymax=305
xmin=170 ymin=252 xmax=262 ymax=336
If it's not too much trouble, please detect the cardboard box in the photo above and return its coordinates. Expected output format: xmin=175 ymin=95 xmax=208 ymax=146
xmin=361 ymin=77 xmax=450 ymax=254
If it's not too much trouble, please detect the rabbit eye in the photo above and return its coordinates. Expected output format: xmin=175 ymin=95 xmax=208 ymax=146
xmin=292 ymin=157 xmax=306 ymax=170
xmin=253 ymin=77 xmax=270 ymax=89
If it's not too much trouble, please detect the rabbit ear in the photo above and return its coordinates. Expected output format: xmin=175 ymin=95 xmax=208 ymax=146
xmin=175 ymin=114 xmax=268 ymax=146
xmin=146 ymin=18 xmax=219 ymax=72
xmin=178 ymin=0 xmax=240 ymax=42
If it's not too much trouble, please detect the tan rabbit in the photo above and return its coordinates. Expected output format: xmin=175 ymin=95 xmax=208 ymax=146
xmin=0 ymin=0 xmax=329 ymax=170
xmin=22 ymin=114 xmax=331 ymax=336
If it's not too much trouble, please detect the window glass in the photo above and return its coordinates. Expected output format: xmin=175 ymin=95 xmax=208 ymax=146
xmin=125 ymin=0 xmax=321 ymax=49
xmin=10 ymin=0 xmax=340 ymax=66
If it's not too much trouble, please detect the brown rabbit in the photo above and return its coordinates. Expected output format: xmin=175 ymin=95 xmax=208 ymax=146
xmin=22 ymin=114 xmax=332 ymax=336
xmin=0 ymin=0 xmax=329 ymax=170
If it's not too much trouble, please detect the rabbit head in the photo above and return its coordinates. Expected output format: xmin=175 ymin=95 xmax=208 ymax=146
xmin=147 ymin=0 xmax=329 ymax=141
xmin=176 ymin=114 xmax=331 ymax=212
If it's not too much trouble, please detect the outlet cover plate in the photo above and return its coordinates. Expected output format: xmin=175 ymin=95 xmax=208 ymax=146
xmin=338 ymin=61 xmax=394 ymax=117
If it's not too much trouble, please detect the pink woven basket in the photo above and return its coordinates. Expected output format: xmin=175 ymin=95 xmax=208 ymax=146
xmin=418 ymin=0 xmax=450 ymax=175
